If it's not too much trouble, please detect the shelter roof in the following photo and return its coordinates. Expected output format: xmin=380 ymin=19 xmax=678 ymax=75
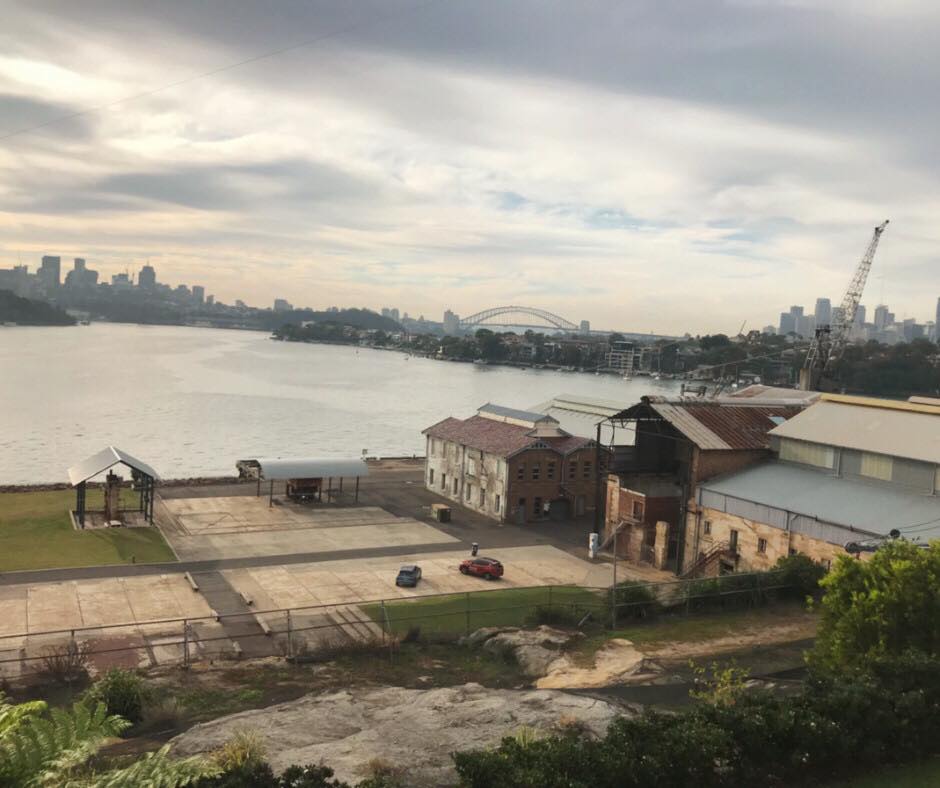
xmin=67 ymin=446 xmax=159 ymax=486
xmin=424 ymin=414 xmax=592 ymax=458
xmin=700 ymin=461 xmax=940 ymax=541
xmin=477 ymin=403 xmax=558 ymax=426
xmin=769 ymin=395 xmax=940 ymax=464
xmin=247 ymin=458 xmax=369 ymax=480
xmin=611 ymin=397 xmax=802 ymax=451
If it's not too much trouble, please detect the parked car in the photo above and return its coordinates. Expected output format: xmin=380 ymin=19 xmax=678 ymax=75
xmin=458 ymin=557 xmax=504 ymax=580
xmin=395 ymin=564 xmax=422 ymax=587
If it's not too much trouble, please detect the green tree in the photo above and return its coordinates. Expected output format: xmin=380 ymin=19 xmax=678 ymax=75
xmin=813 ymin=540 xmax=940 ymax=670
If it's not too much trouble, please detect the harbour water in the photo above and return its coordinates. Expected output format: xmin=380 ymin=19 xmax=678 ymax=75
xmin=1 ymin=324 xmax=681 ymax=484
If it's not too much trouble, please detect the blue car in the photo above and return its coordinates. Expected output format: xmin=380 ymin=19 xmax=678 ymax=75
xmin=395 ymin=564 xmax=422 ymax=587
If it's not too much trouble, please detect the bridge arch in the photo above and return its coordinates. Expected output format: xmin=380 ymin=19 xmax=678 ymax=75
xmin=459 ymin=306 xmax=578 ymax=332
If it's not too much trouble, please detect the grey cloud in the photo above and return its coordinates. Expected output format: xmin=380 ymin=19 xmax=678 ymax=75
xmin=0 ymin=93 xmax=93 ymax=140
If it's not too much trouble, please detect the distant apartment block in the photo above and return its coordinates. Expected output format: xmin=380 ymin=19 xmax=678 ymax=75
xmin=273 ymin=298 xmax=292 ymax=312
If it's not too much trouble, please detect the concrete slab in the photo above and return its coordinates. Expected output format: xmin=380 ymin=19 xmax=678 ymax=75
xmin=0 ymin=586 xmax=28 ymax=636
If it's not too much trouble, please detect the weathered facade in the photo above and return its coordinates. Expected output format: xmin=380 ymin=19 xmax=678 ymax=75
xmin=603 ymin=396 xmax=805 ymax=573
xmin=424 ymin=404 xmax=601 ymax=523
xmin=683 ymin=395 xmax=940 ymax=576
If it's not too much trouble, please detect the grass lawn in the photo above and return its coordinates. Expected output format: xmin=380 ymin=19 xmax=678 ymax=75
xmin=0 ymin=489 xmax=177 ymax=571
xmin=362 ymin=585 xmax=606 ymax=636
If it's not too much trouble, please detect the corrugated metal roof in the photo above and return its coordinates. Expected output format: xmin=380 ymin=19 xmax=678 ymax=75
xmin=770 ymin=400 xmax=940 ymax=464
xmin=250 ymin=458 xmax=369 ymax=480
xmin=727 ymin=385 xmax=821 ymax=404
xmin=700 ymin=461 xmax=940 ymax=540
xmin=477 ymin=403 xmax=557 ymax=425
xmin=67 ymin=446 xmax=160 ymax=486
xmin=612 ymin=399 xmax=801 ymax=451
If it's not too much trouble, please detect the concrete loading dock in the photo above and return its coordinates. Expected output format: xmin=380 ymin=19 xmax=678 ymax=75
xmin=236 ymin=457 xmax=369 ymax=504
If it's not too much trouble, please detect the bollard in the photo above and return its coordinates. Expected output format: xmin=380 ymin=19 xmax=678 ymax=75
xmin=182 ymin=619 xmax=189 ymax=667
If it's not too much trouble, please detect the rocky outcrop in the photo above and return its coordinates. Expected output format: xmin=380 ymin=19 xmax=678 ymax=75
xmin=461 ymin=626 xmax=578 ymax=677
xmin=537 ymin=639 xmax=664 ymax=689
xmin=169 ymin=683 xmax=631 ymax=787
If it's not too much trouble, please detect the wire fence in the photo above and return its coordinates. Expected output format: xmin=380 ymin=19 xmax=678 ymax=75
xmin=0 ymin=571 xmax=790 ymax=683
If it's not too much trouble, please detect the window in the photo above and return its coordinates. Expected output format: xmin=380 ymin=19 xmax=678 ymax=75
xmin=860 ymin=452 xmax=893 ymax=481
xmin=465 ymin=483 xmax=472 ymax=501
xmin=517 ymin=464 xmax=525 ymax=481
xmin=547 ymin=461 xmax=555 ymax=480
xmin=757 ymin=538 xmax=767 ymax=554
xmin=779 ymin=439 xmax=834 ymax=469
xmin=428 ymin=468 xmax=434 ymax=485
xmin=495 ymin=494 xmax=501 ymax=513
xmin=632 ymin=500 xmax=644 ymax=520
xmin=466 ymin=457 xmax=477 ymax=476
xmin=583 ymin=460 xmax=592 ymax=480
xmin=453 ymin=477 xmax=458 ymax=494
xmin=479 ymin=487 xmax=485 ymax=506
xmin=703 ymin=520 xmax=712 ymax=535
xmin=533 ymin=497 xmax=542 ymax=516
xmin=531 ymin=463 xmax=540 ymax=481
xmin=518 ymin=497 xmax=526 ymax=515
xmin=729 ymin=530 xmax=739 ymax=551
xmin=441 ymin=473 xmax=446 ymax=491
xmin=568 ymin=461 xmax=577 ymax=480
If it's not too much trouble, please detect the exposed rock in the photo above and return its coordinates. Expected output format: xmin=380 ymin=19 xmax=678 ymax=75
xmin=537 ymin=638 xmax=664 ymax=689
xmin=463 ymin=626 xmax=579 ymax=677
xmin=169 ymin=683 xmax=630 ymax=788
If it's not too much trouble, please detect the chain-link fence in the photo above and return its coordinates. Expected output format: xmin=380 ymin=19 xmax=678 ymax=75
xmin=0 ymin=571 xmax=789 ymax=683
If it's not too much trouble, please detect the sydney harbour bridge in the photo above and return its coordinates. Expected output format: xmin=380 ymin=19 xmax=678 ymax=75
xmin=458 ymin=305 xmax=580 ymax=332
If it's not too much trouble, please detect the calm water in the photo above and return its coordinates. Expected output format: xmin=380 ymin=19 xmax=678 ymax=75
xmin=1 ymin=324 xmax=681 ymax=483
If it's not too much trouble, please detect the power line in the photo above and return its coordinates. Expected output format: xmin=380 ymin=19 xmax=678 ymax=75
xmin=0 ymin=0 xmax=447 ymax=143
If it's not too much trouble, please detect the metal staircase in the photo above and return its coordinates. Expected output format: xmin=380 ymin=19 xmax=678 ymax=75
xmin=681 ymin=540 xmax=735 ymax=579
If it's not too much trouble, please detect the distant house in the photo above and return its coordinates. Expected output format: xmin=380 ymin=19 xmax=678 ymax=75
xmin=687 ymin=394 xmax=940 ymax=576
xmin=423 ymin=403 xmax=603 ymax=523
xmin=604 ymin=396 xmax=805 ymax=572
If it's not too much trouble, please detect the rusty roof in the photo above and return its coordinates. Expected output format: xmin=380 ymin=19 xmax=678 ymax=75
xmin=423 ymin=415 xmax=592 ymax=458
xmin=612 ymin=398 xmax=802 ymax=451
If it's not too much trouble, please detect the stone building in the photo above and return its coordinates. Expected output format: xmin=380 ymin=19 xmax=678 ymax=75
xmin=603 ymin=396 xmax=806 ymax=572
xmin=423 ymin=404 xmax=602 ymax=524
xmin=685 ymin=394 xmax=940 ymax=575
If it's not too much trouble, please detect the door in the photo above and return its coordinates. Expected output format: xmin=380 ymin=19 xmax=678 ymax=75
xmin=729 ymin=529 xmax=739 ymax=552
xmin=575 ymin=495 xmax=586 ymax=516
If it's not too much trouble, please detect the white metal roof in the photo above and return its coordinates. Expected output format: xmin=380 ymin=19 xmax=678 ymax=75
xmin=769 ymin=400 xmax=940 ymax=464
xmin=250 ymin=458 xmax=369 ymax=480
xmin=67 ymin=446 xmax=160 ymax=486
xmin=701 ymin=461 xmax=940 ymax=540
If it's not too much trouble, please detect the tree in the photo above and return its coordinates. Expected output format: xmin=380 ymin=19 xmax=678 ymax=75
xmin=812 ymin=540 xmax=940 ymax=671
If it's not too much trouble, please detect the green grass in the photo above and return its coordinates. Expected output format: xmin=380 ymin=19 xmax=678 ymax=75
xmin=835 ymin=758 xmax=940 ymax=787
xmin=362 ymin=586 xmax=606 ymax=636
xmin=0 ymin=489 xmax=177 ymax=571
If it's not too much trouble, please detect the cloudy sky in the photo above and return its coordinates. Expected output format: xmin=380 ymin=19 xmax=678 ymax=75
xmin=1 ymin=0 xmax=938 ymax=334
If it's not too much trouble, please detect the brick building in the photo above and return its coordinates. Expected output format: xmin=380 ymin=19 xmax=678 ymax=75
xmin=423 ymin=403 xmax=602 ymax=524
xmin=604 ymin=396 xmax=805 ymax=572
xmin=687 ymin=394 xmax=940 ymax=575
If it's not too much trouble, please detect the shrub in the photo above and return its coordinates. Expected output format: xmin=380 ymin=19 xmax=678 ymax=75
xmin=773 ymin=553 xmax=827 ymax=598
xmin=609 ymin=581 xmax=659 ymax=621
xmin=83 ymin=667 xmax=151 ymax=724
xmin=525 ymin=605 xmax=582 ymax=627
xmin=37 ymin=639 xmax=90 ymax=684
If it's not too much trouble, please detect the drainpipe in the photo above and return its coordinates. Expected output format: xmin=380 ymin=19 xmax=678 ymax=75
xmin=593 ymin=420 xmax=602 ymax=536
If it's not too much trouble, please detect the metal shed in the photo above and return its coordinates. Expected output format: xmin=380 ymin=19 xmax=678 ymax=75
xmin=236 ymin=457 xmax=369 ymax=504
xmin=67 ymin=446 xmax=159 ymax=527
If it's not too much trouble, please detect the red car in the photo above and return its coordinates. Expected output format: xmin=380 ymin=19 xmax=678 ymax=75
xmin=459 ymin=557 xmax=504 ymax=580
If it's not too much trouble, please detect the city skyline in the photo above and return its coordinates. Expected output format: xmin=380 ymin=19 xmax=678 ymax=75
xmin=2 ymin=3 xmax=940 ymax=333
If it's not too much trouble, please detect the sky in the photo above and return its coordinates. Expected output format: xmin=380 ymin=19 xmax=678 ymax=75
xmin=1 ymin=0 xmax=938 ymax=335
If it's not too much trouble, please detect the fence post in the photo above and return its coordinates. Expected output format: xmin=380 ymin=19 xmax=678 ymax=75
xmin=380 ymin=601 xmax=387 ymax=644
xmin=182 ymin=619 xmax=189 ymax=667
xmin=610 ymin=586 xmax=617 ymax=630
xmin=465 ymin=592 xmax=471 ymax=637
xmin=286 ymin=610 xmax=293 ymax=660
xmin=685 ymin=579 xmax=691 ymax=616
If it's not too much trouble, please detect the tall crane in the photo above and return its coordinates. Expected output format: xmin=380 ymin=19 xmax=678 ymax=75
xmin=800 ymin=220 xmax=889 ymax=391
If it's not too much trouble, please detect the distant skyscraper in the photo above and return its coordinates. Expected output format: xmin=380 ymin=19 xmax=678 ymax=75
xmin=762 ymin=325 xmax=776 ymax=336
xmin=814 ymin=298 xmax=832 ymax=327
xmin=390 ymin=307 xmax=400 ymax=322
xmin=443 ymin=309 xmax=460 ymax=335
xmin=779 ymin=312 xmax=796 ymax=335
xmin=138 ymin=265 xmax=156 ymax=288
xmin=206 ymin=294 xmax=214 ymax=306
xmin=795 ymin=314 xmax=815 ymax=338
xmin=873 ymin=304 xmax=890 ymax=330
xmin=192 ymin=285 xmax=205 ymax=303
xmin=381 ymin=308 xmax=391 ymax=318
xmin=789 ymin=305 xmax=804 ymax=318
xmin=855 ymin=304 xmax=866 ymax=326
xmin=579 ymin=319 xmax=591 ymax=335
xmin=38 ymin=256 xmax=61 ymax=290
xmin=273 ymin=298 xmax=292 ymax=312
